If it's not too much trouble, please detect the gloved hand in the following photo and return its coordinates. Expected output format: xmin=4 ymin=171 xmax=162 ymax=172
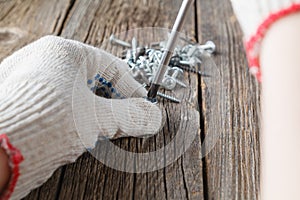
xmin=230 ymin=0 xmax=300 ymax=81
xmin=0 ymin=35 xmax=163 ymax=200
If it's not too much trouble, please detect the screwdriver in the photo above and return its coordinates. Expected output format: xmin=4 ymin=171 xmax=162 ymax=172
xmin=147 ymin=0 xmax=194 ymax=103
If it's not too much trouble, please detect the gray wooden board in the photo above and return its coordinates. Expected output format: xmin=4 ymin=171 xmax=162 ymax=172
xmin=197 ymin=0 xmax=261 ymax=199
xmin=0 ymin=0 xmax=260 ymax=199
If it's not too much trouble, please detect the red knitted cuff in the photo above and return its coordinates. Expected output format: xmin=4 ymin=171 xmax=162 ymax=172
xmin=0 ymin=134 xmax=24 ymax=200
xmin=245 ymin=3 xmax=300 ymax=82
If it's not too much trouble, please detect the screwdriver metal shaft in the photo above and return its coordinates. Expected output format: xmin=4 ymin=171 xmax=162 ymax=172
xmin=147 ymin=0 xmax=194 ymax=102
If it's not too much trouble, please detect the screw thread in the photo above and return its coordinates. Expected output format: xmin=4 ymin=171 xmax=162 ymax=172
xmin=157 ymin=92 xmax=181 ymax=103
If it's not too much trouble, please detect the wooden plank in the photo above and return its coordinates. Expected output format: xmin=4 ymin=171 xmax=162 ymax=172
xmin=52 ymin=0 xmax=204 ymax=199
xmin=0 ymin=0 xmax=74 ymax=60
xmin=0 ymin=0 xmax=203 ymax=199
xmin=0 ymin=0 xmax=262 ymax=199
xmin=196 ymin=0 xmax=261 ymax=199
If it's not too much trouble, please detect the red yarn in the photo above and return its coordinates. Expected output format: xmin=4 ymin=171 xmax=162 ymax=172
xmin=245 ymin=3 xmax=300 ymax=82
xmin=0 ymin=134 xmax=24 ymax=200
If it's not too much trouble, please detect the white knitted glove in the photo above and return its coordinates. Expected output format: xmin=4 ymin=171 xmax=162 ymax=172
xmin=230 ymin=0 xmax=300 ymax=81
xmin=0 ymin=35 xmax=162 ymax=200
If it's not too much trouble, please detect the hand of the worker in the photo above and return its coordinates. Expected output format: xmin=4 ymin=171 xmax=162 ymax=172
xmin=230 ymin=0 xmax=300 ymax=81
xmin=0 ymin=36 xmax=163 ymax=200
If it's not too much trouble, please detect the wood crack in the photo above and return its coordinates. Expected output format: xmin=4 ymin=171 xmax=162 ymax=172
xmin=54 ymin=167 xmax=66 ymax=200
xmin=83 ymin=18 xmax=94 ymax=43
xmin=181 ymin=157 xmax=190 ymax=200
xmin=52 ymin=13 xmax=61 ymax=34
xmin=57 ymin=0 xmax=76 ymax=36
xmin=195 ymin=2 xmax=209 ymax=199
xmin=163 ymin=166 xmax=168 ymax=200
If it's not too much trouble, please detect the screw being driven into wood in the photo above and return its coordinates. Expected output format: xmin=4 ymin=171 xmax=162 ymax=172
xmin=110 ymin=34 xmax=132 ymax=48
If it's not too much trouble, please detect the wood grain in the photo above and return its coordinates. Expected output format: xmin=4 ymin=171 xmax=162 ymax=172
xmin=0 ymin=0 xmax=261 ymax=199
xmin=197 ymin=0 xmax=261 ymax=199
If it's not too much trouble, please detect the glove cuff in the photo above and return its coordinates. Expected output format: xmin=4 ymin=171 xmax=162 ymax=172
xmin=0 ymin=134 xmax=24 ymax=200
xmin=245 ymin=3 xmax=300 ymax=82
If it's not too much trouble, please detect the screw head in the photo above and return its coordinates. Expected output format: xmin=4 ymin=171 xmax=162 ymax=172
xmin=204 ymin=40 xmax=216 ymax=54
xmin=109 ymin=34 xmax=115 ymax=42
xmin=162 ymin=77 xmax=176 ymax=90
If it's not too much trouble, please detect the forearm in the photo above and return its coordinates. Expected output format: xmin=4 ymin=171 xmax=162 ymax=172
xmin=260 ymin=12 xmax=300 ymax=200
xmin=0 ymin=147 xmax=10 ymax=194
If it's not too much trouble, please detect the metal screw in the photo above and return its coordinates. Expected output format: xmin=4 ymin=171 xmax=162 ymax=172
xmin=132 ymin=37 xmax=137 ymax=62
xmin=109 ymin=35 xmax=216 ymax=102
xmin=198 ymin=41 xmax=216 ymax=54
xmin=110 ymin=34 xmax=131 ymax=48
xmin=157 ymin=92 xmax=181 ymax=103
xmin=186 ymin=45 xmax=198 ymax=57
xmin=162 ymin=76 xmax=176 ymax=90
xmin=162 ymin=67 xmax=185 ymax=90
xmin=165 ymin=75 xmax=187 ymax=88
xmin=131 ymin=66 xmax=151 ymax=85
xmin=171 ymin=67 xmax=185 ymax=86
xmin=179 ymin=58 xmax=201 ymax=67
xmin=154 ymin=52 xmax=161 ymax=62
xmin=177 ymin=65 xmax=210 ymax=77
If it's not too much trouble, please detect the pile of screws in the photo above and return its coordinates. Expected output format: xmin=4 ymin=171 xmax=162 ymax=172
xmin=110 ymin=34 xmax=215 ymax=90
xmin=108 ymin=34 xmax=216 ymax=102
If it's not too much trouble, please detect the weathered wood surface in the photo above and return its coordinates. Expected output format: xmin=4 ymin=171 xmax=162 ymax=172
xmin=0 ymin=0 xmax=261 ymax=199
xmin=197 ymin=1 xmax=261 ymax=199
